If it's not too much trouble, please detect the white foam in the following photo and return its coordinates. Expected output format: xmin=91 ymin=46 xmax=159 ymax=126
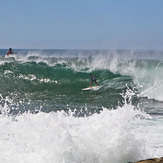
xmin=94 ymin=54 xmax=163 ymax=102
xmin=0 ymin=103 xmax=162 ymax=163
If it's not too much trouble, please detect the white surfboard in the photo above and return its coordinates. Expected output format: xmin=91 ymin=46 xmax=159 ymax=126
xmin=82 ymin=85 xmax=103 ymax=91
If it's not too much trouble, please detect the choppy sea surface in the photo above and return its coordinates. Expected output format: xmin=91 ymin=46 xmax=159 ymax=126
xmin=0 ymin=49 xmax=163 ymax=163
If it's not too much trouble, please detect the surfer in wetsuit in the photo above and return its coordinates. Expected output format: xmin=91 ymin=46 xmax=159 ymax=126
xmin=6 ymin=48 xmax=17 ymax=56
xmin=89 ymin=74 xmax=99 ymax=88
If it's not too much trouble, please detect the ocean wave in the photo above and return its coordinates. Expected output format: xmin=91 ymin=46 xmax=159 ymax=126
xmin=0 ymin=50 xmax=163 ymax=114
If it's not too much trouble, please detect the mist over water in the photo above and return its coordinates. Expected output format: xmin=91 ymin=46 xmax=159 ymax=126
xmin=0 ymin=49 xmax=163 ymax=163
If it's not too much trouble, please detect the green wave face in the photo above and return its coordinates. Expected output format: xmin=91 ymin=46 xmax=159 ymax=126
xmin=0 ymin=50 xmax=163 ymax=115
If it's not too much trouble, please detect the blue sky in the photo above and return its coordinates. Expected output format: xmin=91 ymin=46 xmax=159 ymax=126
xmin=1 ymin=0 xmax=163 ymax=50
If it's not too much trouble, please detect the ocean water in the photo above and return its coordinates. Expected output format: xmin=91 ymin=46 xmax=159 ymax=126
xmin=0 ymin=49 xmax=162 ymax=163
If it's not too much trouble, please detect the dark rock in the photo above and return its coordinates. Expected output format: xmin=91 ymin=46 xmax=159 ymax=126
xmin=128 ymin=157 xmax=163 ymax=163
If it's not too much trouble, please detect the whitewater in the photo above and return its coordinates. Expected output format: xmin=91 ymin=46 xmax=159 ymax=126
xmin=0 ymin=49 xmax=162 ymax=163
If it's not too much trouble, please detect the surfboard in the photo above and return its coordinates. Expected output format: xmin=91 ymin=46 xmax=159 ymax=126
xmin=82 ymin=85 xmax=103 ymax=91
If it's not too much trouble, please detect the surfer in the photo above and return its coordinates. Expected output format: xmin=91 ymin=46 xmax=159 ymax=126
xmin=89 ymin=74 xmax=99 ymax=88
xmin=6 ymin=48 xmax=17 ymax=56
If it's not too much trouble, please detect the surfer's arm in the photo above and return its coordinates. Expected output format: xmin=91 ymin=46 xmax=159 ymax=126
xmin=6 ymin=52 xmax=17 ymax=56
xmin=93 ymin=76 xmax=99 ymax=79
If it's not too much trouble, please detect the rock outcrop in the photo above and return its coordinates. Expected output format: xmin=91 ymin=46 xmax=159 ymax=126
xmin=128 ymin=157 xmax=163 ymax=163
